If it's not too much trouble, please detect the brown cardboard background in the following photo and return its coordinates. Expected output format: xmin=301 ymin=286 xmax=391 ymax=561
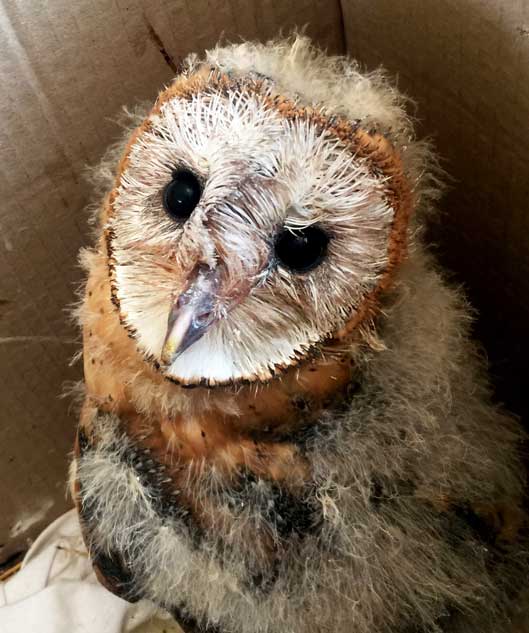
xmin=0 ymin=0 xmax=344 ymax=564
xmin=342 ymin=0 xmax=529 ymax=424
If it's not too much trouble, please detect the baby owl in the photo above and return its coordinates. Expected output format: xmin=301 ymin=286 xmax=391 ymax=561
xmin=72 ymin=37 xmax=528 ymax=633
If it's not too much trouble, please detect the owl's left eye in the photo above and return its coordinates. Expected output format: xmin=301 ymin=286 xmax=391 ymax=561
xmin=274 ymin=225 xmax=329 ymax=273
xmin=163 ymin=170 xmax=202 ymax=220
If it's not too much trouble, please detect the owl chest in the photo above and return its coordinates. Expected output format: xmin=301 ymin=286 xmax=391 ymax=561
xmin=74 ymin=397 xmax=330 ymax=608
xmin=76 ymin=377 xmax=336 ymax=550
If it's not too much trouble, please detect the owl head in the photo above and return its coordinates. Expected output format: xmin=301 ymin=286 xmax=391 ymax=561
xmin=103 ymin=37 xmax=433 ymax=386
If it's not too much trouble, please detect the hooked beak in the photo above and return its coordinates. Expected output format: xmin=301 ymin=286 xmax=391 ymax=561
xmin=160 ymin=266 xmax=223 ymax=366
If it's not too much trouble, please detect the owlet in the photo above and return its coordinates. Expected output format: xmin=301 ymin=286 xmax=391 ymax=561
xmin=71 ymin=37 xmax=528 ymax=633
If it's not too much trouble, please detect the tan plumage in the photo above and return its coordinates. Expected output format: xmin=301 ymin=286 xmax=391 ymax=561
xmin=72 ymin=37 xmax=528 ymax=633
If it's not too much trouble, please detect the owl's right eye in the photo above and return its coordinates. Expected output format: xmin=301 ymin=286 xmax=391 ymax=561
xmin=163 ymin=170 xmax=202 ymax=220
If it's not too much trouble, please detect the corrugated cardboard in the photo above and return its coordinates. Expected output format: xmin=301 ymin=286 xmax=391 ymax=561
xmin=341 ymin=0 xmax=529 ymax=422
xmin=0 ymin=0 xmax=344 ymax=564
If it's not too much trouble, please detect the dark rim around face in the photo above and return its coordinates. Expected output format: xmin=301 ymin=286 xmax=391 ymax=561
xmin=102 ymin=67 xmax=413 ymax=388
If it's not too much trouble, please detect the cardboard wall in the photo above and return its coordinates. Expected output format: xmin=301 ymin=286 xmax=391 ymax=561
xmin=342 ymin=0 xmax=529 ymax=423
xmin=0 ymin=0 xmax=344 ymax=564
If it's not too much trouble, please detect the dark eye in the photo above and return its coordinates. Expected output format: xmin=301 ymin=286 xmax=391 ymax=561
xmin=163 ymin=170 xmax=202 ymax=220
xmin=274 ymin=225 xmax=329 ymax=273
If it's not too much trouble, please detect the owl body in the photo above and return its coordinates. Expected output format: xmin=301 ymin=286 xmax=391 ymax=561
xmin=72 ymin=38 xmax=528 ymax=633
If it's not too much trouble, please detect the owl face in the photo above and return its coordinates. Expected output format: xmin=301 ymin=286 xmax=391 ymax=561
xmin=106 ymin=70 xmax=410 ymax=385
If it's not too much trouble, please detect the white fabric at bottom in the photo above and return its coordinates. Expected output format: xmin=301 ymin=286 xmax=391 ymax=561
xmin=0 ymin=509 xmax=182 ymax=633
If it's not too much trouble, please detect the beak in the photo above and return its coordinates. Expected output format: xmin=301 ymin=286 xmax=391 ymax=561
xmin=160 ymin=266 xmax=222 ymax=366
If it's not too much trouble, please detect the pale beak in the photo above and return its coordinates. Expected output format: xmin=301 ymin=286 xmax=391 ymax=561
xmin=160 ymin=266 xmax=221 ymax=366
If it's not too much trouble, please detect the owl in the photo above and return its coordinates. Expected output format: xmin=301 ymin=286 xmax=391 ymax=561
xmin=71 ymin=37 xmax=528 ymax=633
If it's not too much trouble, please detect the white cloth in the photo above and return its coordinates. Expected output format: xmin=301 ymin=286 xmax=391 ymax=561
xmin=0 ymin=510 xmax=181 ymax=633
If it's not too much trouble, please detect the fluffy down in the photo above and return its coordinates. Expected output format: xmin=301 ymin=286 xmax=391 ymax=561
xmin=73 ymin=36 xmax=529 ymax=633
